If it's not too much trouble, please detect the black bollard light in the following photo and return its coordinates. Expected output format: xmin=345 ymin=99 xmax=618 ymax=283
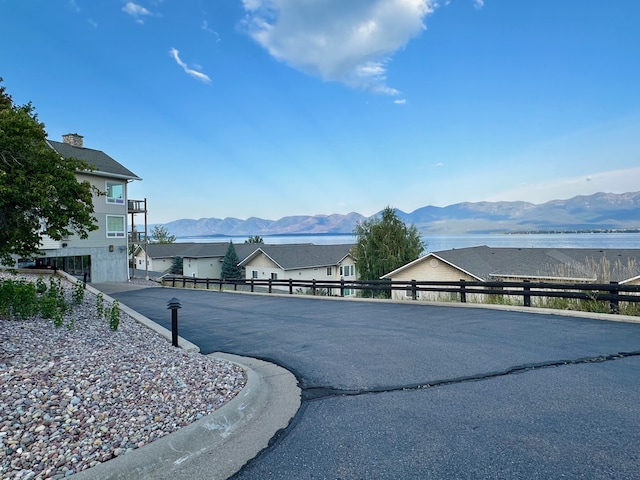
xmin=167 ymin=297 xmax=182 ymax=347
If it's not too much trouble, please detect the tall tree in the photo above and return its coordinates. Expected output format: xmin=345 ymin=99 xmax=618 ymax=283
xmin=221 ymin=242 xmax=243 ymax=280
xmin=351 ymin=206 xmax=424 ymax=288
xmin=0 ymin=80 xmax=97 ymax=266
xmin=150 ymin=225 xmax=176 ymax=244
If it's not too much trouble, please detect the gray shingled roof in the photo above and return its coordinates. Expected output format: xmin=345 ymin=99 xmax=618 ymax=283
xmin=144 ymin=242 xmax=343 ymax=267
xmin=432 ymin=246 xmax=640 ymax=283
xmin=47 ymin=140 xmax=141 ymax=180
xmin=240 ymin=244 xmax=354 ymax=270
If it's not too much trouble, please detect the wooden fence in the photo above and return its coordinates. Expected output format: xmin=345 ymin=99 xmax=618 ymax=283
xmin=161 ymin=276 xmax=640 ymax=315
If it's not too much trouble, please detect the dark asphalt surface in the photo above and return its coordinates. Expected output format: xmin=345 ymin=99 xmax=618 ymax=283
xmin=107 ymin=287 xmax=640 ymax=479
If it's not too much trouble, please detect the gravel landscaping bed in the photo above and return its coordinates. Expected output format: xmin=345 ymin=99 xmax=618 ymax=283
xmin=0 ymin=272 xmax=247 ymax=479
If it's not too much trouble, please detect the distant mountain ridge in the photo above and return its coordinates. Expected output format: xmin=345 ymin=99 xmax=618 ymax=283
xmin=156 ymin=192 xmax=640 ymax=237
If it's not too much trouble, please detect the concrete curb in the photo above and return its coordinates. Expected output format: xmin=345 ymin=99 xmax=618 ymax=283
xmin=65 ymin=276 xmax=301 ymax=479
xmin=73 ymin=354 xmax=300 ymax=480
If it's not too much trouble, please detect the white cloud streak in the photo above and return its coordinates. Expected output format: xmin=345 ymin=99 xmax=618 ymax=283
xmin=123 ymin=2 xmax=152 ymax=23
xmin=241 ymin=0 xmax=437 ymax=95
xmin=169 ymin=48 xmax=212 ymax=84
xmin=473 ymin=0 xmax=484 ymax=9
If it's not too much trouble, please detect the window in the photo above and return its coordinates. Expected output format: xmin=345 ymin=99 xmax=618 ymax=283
xmin=106 ymin=181 xmax=124 ymax=204
xmin=106 ymin=215 xmax=125 ymax=238
xmin=271 ymin=272 xmax=278 ymax=280
xmin=252 ymin=270 xmax=258 ymax=279
xmin=339 ymin=266 xmax=343 ymax=276
xmin=342 ymin=265 xmax=355 ymax=277
xmin=326 ymin=267 xmax=332 ymax=276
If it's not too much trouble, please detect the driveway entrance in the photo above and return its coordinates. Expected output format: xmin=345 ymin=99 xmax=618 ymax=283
xmin=107 ymin=287 xmax=640 ymax=479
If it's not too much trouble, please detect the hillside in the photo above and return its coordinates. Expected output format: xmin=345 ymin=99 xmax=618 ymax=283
xmin=153 ymin=192 xmax=640 ymax=237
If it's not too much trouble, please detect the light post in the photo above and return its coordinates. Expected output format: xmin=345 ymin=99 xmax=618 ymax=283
xmin=167 ymin=297 xmax=182 ymax=347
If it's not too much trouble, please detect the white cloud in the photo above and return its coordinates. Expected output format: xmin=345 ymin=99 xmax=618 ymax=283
xmin=201 ymin=20 xmax=220 ymax=42
xmin=473 ymin=0 xmax=484 ymax=9
xmin=169 ymin=48 xmax=212 ymax=84
xmin=241 ymin=0 xmax=437 ymax=95
xmin=433 ymin=162 xmax=444 ymax=167
xmin=123 ymin=2 xmax=152 ymax=23
xmin=394 ymin=98 xmax=407 ymax=104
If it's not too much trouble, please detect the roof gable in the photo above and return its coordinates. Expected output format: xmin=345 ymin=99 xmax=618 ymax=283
xmin=240 ymin=244 xmax=354 ymax=270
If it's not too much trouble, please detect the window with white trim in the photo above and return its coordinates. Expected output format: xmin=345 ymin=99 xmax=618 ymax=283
xmin=106 ymin=215 xmax=125 ymax=238
xmin=252 ymin=270 xmax=258 ymax=279
xmin=326 ymin=267 xmax=332 ymax=276
xmin=106 ymin=181 xmax=125 ymax=205
xmin=271 ymin=272 xmax=278 ymax=280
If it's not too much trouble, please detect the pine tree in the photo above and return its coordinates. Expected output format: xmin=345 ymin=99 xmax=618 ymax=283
xmin=221 ymin=242 xmax=243 ymax=280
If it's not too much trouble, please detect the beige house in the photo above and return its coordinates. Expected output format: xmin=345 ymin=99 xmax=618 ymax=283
xmin=19 ymin=134 xmax=142 ymax=283
xmin=382 ymin=246 xmax=640 ymax=301
xmin=239 ymin=244 xmax=357 ymax=295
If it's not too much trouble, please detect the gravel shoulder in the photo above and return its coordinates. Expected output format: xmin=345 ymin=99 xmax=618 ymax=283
xmin=0 ymin=272 xmax=247 ymax=480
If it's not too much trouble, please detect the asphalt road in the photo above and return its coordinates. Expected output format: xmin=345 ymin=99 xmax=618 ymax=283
xmin=106 ymin=287 xmax=640 ymax=479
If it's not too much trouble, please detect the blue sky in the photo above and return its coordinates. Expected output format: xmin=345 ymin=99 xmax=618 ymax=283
xmin=2 ymin=0 xmax=639 ymax=225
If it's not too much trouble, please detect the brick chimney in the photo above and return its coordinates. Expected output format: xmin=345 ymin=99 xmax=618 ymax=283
xmin=62 ymin=133 xmax=84 ymax=148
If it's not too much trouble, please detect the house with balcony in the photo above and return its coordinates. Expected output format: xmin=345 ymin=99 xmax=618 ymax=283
xmin=25 ymin=133 xmax=142 ymax=283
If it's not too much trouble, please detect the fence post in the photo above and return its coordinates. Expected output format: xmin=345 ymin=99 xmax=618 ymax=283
xmin=523 ymin=279 xmax=531 ymax=307
xmin=460 ymin=279 xmax=466 ymax=303
xmin=312 ymin=279 xmax=317 ymax=296
xmin=609 ymin=281 xmax=620 ymax=314
xmin=340 ymin=278 xmax=345 ymax=297
xmin=289 ymin=279 xmax=293 ymax=295
xmin=268 ymin=278 xmax=273 ymax=294
xmin=411 ymin=280 xmax=417 ymax=301
xmin=251 ymin=278 xmax=255 ymax=293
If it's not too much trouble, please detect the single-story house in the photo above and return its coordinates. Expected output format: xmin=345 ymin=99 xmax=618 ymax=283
xmin=239 ymin=243 xmax=357 ymax=295
xmin=182 ymin=243 xmax=259 ymax=278
xmin=381 ymin=246 xmax=640 ymax=301
xmin=135 ymin=243 xmax=358 ymax=291
xmin=133 ymin=242 xmax=199 ymax=274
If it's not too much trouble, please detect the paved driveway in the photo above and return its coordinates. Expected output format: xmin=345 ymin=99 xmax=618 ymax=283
xmin=106 ymin=287 xmax=640 ymax=479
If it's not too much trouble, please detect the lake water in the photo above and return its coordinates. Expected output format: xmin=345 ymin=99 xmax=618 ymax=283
xmin=178 ymin=232 xmax=640 ymax=252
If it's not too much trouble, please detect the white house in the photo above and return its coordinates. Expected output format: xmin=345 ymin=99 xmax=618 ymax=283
xmin=21 ymin=133 xmax=142 ymax=283
xmin=239 ymin=244 xmax=358 ymax=295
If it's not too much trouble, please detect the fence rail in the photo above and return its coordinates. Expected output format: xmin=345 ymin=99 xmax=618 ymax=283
xmin=161 ymin=276 xmax=640 ymax=314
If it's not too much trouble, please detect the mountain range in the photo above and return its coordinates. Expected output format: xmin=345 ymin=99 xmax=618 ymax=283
xmin=155 ymin=192 xmax=640 ymax=237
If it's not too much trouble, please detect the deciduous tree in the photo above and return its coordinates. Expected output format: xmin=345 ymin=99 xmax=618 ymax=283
xmin=150 ymin=225 xmax=176 ymax=244
xmin=245 ymin=235 xmax=264 ymax=244
xmin=351 ymin=206 xmax=424 ymax=294
xmin=0 ymin=80 xmax=97 ymax=266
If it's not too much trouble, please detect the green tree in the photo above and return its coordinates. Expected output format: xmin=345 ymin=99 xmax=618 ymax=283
xmin=169 ymin=256 xmax=183 ymax=275
xmin=0 ymin=80 xmax=97 ymax=266
xmin=150 ymin=225 xmax=176 ymax=244
xmin=245 ymin=235 xmax=264 ymax=244
xmin=351 ymin=206 xmax=424 ymax=296
xmin=221 ymin=242 xmax=243 ymax=280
